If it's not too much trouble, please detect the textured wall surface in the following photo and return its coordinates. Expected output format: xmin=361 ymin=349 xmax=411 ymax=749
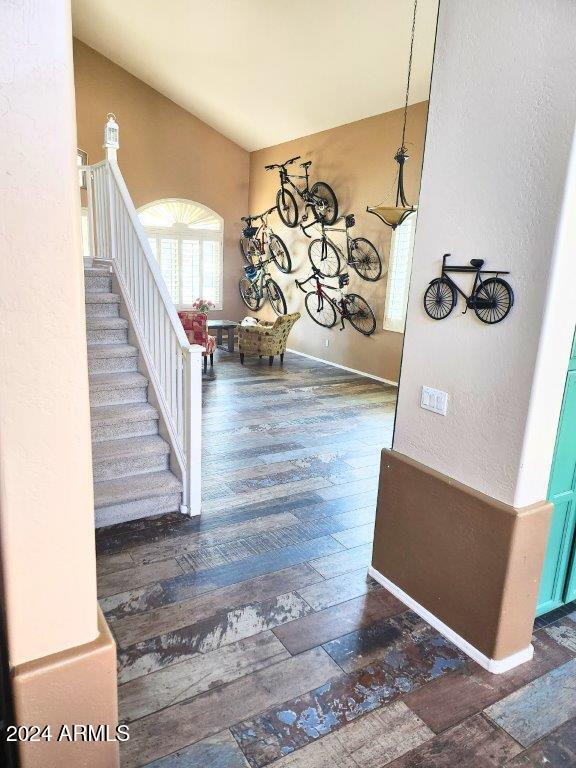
xmin=394 ymin=0 xmax=576 ymax=505
xmin=74 ymin=39 xmax=250 ymax=323
xmin=0 ymin=0 xmax=98 ymax=664
xmin=249 ymin=103 xmax=429 ymax=383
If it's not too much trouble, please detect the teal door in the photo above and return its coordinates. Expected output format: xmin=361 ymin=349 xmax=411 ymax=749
xmin=537 ymin=332 xmax=576 ymax=615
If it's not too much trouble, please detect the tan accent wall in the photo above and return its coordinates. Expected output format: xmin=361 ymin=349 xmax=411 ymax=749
xmin=248 ymin=102 xmax=429 ymax=383
xmin=73 ymin=39 xmax=250 ymax=322
xmin=373 ymin=450 xmax=552 ymax=660
xmin=12 ymin=608 xmax=119 ymax=768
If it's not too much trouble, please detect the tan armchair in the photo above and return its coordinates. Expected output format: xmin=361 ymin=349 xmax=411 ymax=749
xmin=238 ymin=313 xmax=301 ymax=365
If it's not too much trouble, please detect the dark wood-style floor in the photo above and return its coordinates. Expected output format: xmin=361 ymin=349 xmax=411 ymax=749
xmin=96 ymin=350 xmax=576 ymax=768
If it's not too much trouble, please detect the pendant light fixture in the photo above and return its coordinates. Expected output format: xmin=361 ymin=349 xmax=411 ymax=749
xmin=367 ymin=0 xmax=418 ymax=230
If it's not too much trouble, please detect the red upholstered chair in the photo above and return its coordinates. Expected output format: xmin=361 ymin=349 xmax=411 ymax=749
xmin=178 ymin=311 xmax=216 ymax=373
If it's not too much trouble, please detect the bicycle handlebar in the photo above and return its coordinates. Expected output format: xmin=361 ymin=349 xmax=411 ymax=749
xmin=241 ymin=206 xmax=277 ymax=225
xmin=264 ymin=155 xmax=301 ymax=171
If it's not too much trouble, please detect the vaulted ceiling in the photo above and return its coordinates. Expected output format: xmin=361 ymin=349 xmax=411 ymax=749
xmin=72 ymin=0 xmax=438 ymax=151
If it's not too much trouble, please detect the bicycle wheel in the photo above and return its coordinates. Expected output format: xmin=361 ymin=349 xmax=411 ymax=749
xmin=304 ymin=291 xmax=337 ymax=328
xmin=269 ymin=234 xmax=292 ymax=273
xmin=266 ymin=278 xmax=287 ymax=316
xmin=423 ymin=278 xmax=456 ymax=320
xmin=276 ymin=188 xmax=299 ymax=228
xmin=310 ymin=181 xmax=338 ymax=225
xmin=239 ymin=237 xmax=257 ymax=264
xmin=239 ymin=276 xmax=261 ymax=310
xmin=349 ymin=237 xmax=382 ymax=281
xmin=473 ymin=277 xmax=514 ymax=324
xmin=345 ymin=294 xmax=376 ymax=336
xmin=308 ymin=238 xmax=341 ymax=277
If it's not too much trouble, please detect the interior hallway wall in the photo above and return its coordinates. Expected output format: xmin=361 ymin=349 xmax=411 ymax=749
xmin=393 ymin=0 xmax=576 ymax=506
xmin=73 ymin=39 xmax=250 ymax=323
xmin=1 ymin=2 xmax=118 ymax=765
xmin=249 ymin=102 xmax=429 ymax=383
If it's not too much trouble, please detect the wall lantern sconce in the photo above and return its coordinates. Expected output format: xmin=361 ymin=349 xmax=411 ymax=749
xmin=367 ymin=0 xmax=418 ymax=230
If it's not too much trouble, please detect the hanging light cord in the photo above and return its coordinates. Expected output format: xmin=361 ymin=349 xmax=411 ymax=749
xmin=400 ymin=0 xmax=418 ymax=151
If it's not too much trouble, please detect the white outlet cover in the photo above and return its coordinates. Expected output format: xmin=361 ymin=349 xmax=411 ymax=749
xmin=421 ymin=386 xmax=448 ymax=415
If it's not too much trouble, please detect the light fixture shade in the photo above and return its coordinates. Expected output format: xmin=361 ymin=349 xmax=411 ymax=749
xmin=367 ymin=204 xmax=417 ymax=229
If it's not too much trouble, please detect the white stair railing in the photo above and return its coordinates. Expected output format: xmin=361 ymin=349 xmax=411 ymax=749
xmin=82 ymin=117 xmax=203 ymax=516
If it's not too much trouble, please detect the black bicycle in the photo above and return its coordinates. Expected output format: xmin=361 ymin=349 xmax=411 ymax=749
xmin=239 ymin=254 xmax=287 ymax=316
xmin=239 ymin=208 xmax=292 ymax=273
xmin=265 ymin=156 xmax=338 ymax=228
xmin=302 ymin=214 xmax=382 ymax=281
xmin=423 ymin=253 xmax=514 ymax=324
xmin=296 ymin=268 xmax=376 ymax=336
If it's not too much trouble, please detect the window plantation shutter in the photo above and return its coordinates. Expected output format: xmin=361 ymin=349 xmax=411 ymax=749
xmin=138 ymin=199 xmax=224 ymax=310
xmin=383 ymin=215 xmax=416 ymax=333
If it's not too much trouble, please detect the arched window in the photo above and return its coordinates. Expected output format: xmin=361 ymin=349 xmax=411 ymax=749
xmin=138 ymin=199 xmax=223 ymax=309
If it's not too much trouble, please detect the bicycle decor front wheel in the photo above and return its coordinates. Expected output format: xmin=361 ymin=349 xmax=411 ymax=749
xmin=308 ymin=238 xmax=341 ymax=277
xmin=239 ymin=276 xmax=261 ymax=310
xmin=268 ymin=234 xmax=292 ymax=274
xmin=304 ymin=291 xmax=337 ymax=328
xmin=276 ymin=188 xmax=299 ymax=228
xmin=310 ymin=182 xmax=338 ymax=225
xmin=349 ymin=237 xmax=382 ymax=282
xmin=473 ymin=277 xmax=514 ymax=324
xmin=266 ymin=278 xmax=287 ymax=316
xmin=345 ymin=294 xmax=377 ymax=336
xmin=423 ymin=278 xmax=456 ymax=320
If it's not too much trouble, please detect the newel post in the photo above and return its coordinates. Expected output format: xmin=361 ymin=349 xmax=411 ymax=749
xmin=182 ymin=344 xmax=204 ymax=517
xmin=103 ymin=112 xmax=119 ymax=163
xmin=103 ymin=113 xmax=119 ymax=260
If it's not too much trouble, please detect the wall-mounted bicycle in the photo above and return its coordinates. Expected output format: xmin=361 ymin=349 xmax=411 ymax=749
xmin=239 ymin=255 xmax=287 ymax=316
xmin=265 ymin=156 xmax=338 ymax=228
xmin=239 ymin=207 xmax=292 ymax=273
xmin=295 ymin=267 xmax=376 ymax=336
xmin=423 ymin=253 xmax=514 ymax=324
xmin=302 ymin=214 xmax=382 ymax=282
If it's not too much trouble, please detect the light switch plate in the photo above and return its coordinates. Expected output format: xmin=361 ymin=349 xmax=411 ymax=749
xmin=421 ymin=385 xmax=448 ymax=415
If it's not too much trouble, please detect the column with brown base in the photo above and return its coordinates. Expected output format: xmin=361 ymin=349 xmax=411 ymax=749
xmin=370 ymin=450 xmax=552 ymax=672
xmin=11 ymin=607 xmax=119 ymax=768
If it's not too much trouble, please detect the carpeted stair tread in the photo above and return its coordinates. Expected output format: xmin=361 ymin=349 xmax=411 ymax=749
xmin=90 ymin=402 xmax=158 ymax=427
xmin=94 ymin=471 xmax=182 ymax=508
xmin=92 ymin=435 xmax=170 ymax=463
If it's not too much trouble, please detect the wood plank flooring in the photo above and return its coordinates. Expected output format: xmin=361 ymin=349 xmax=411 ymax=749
xmin=95 ymin=350 xmax=576 ymax=768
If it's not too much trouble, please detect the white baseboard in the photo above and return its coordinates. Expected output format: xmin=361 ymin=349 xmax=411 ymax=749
xmin=368 ymin=566 xmax=534 ymax=674
xmin=285 ymin=348 xmax=398 ymax=386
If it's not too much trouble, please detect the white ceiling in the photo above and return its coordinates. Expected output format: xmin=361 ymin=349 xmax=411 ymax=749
xmin=72 ymin=0 xmax=439 ymax=152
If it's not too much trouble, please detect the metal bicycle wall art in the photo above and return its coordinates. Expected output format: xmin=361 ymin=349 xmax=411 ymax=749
xmin=423 ymin=253 xmax=514 ymax=324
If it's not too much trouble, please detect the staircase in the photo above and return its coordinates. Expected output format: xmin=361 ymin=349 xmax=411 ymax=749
xmin=85 ymin=267 xmax=183 ymax=527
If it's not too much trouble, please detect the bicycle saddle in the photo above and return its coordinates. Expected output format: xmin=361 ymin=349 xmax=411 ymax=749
xmin=470 ymin=259 xmax=484 ymax=268
xmin=300 ymin=160 xmax=312 ymax=169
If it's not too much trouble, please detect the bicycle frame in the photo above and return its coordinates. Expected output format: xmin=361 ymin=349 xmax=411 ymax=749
xmin=301 ymin=217 xmax=351 ymax=261
xmin=246 ymin=256 xmax=274 ymax=301
xmin=242 ymin=207 xmax=277 ymax=256
xmin=296 ymin=271 xmax=350 ymax=328
xmin=279 ymin=164 xmax=311 ymax=202
xmin=439 ymin=253 xmax=510 ymax=309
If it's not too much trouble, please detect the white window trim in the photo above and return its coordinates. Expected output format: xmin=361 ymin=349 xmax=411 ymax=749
xmin=138 ymin=200 xmax=224 ymax=311
xmin=383 ymin=214 xmax=417 ymax=333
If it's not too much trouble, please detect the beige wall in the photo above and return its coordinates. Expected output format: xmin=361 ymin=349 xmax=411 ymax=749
xmin=73 ymin=39 xmax=250 ymax=322
xmin=0 ymin=0 xmax=98 ymax=667
xmin=249 ymin=102 xmax=429 ymax=383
